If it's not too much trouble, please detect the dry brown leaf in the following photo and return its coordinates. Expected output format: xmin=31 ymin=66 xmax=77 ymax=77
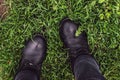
xmin=0 ymin=0 xmax=8 ymax=20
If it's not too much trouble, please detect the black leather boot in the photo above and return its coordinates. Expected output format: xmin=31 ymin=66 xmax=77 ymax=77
xmin=15 ymin=35 xmax=47 ymax=79
xmin=59 ymin=18 xmax=91 ymax=70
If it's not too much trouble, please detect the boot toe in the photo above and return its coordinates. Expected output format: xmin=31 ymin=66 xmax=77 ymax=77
xmin=22 ymin=35 xmax=47 ymax=65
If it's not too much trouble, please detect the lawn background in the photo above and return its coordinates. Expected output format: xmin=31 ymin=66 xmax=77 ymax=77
xmin=0 ymin=0 xmax=120 ymax=80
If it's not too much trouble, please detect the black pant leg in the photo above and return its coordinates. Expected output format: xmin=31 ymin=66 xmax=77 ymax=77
xmin=74 ymin=55 xmax=105 ymax=80
xmin=15 ymin=70 xmax=39 ymax=80
xmin=14 ymin=64 xmax=40 ymax=80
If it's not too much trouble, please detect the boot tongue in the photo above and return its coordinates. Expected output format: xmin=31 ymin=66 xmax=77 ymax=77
xmin=20 ymin=59 xmax=41 ymax=71
xmin=69 ymin=47 xmax=90 ymax=57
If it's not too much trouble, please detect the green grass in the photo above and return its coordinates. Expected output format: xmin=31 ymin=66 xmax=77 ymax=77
xmin=0 ymin=0 xmax=120 ymax=80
